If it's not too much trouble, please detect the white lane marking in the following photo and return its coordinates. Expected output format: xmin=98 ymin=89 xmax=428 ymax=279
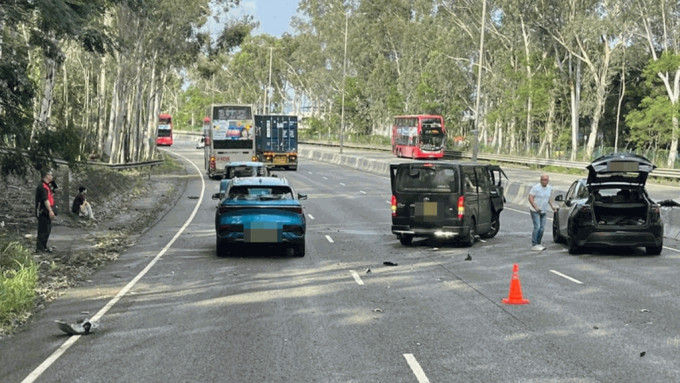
xmin=349 ymin=270 xmax=364 ymax=285
xmin=22 ymin=150 xmax=206 ymax=383
xmin=403 ymin=354 xmax=430 ymax=383
xmin=307 ymin=171 xmax=313 ymax=174
xmin=307 ymin=213 xmax=315 ymax=220
xmin=360 ymin=190 xmax=367 ymax=194
xmin=663 ymin=246 xmax=680 ymax=252
xmin=339 ymin=182 xmax=346 ymax=186
xmin=325 ymin=235 xmax=334 ymax=243
xmin=550 ymin=270 xmax=584 ymax=284
xmin=323 ymin=176 xmax=328 ymax=180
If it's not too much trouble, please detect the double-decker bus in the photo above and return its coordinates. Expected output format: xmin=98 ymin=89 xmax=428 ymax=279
xmin=156 ymin=114 xmax=173 ymax=146
xmin=392 ymin=115 xmax=446 ymax=159
xmin=205 ymin=104 xmax=258 ymax=179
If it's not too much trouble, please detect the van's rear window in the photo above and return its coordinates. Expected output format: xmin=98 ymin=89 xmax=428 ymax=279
xmin=396 ymin=167 xmax=459 ymax=193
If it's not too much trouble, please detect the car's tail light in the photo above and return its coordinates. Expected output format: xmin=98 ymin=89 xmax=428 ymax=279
xmin=218 ymin=224 xmax=243 ymax=233
xmin=283 ymin=225 xmax=304 ymax=235
xmin=457 ymin=196 xmax=465 ymax=219
xmin=391 ymin=195 xmax=397 ymax=216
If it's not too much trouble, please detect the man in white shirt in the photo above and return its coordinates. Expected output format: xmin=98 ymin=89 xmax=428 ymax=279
xmin=528 ymin=174 xmax=556 ymax=251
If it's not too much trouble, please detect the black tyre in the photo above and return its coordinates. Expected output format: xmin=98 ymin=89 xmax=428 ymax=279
xmin=399 ymin=234 xmax=413 ymax=246
xmin=552 ymin=220 xmax=563 ymax=244
xmin=481 ymin=212 xmax=500 ymax=239
xmin=294 ymin=242 xmax=305 ymax=257
xmin=646 ymin=245 xmax=662 ymax=255
xmin=216 ymin=237 xmax=227 ymax=256
xmin=461 ymin=218 xmax=476 ymax=247
xmin=567 ymin=236 xmax=581 ymax=255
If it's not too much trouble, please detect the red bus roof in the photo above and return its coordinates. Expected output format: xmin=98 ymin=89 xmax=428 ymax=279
xmin=394 ymin=114 xmax=443 ymax=119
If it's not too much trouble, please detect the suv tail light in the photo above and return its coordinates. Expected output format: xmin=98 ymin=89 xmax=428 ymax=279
xmin=457 ymin=196 xmax=465 ymax=219
xmin=391 ymin=195 xmax=397 ymax=216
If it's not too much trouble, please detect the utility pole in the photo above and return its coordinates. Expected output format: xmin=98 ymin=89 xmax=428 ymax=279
xmin=473 ymin=0 xmax=487 ymax=162
xmin=266 ymin=47 xmax=274 ymax=114
xmin=340 ymin=12 xmax=348 ymax=154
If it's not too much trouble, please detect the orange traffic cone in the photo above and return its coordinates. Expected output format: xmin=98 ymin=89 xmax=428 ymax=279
xmin=502 ymin=264 xmax=530 ymax=304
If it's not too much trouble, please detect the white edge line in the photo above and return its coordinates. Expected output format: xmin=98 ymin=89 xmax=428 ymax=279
xmin=349 ymin=270 xmax=364 ymax=285
xmin=325 ymin=235 xmax=334 ymax=243
xmin=307 ymin=213 xmax=315 ymax=220
xmin=22 ymin=150 xmax=206 ymax=383
xmin=549 ymin=269 xmax=584 ymax=284
xmin=403 ymin=353 xmax=430 ymax=383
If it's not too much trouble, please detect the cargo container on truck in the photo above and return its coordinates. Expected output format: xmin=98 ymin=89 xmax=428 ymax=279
xmin=254 ymin=115 xmax=298 ymax=171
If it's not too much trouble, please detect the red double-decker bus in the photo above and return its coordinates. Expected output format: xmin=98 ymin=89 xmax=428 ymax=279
xmin=156 ymin=114 xmax=173 ymax=146
xmin=392 ymin=115 xmax=446 ymax=159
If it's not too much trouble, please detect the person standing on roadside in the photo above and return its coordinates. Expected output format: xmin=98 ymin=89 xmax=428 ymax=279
xmin=35 ymin=169 xmax=56 ymax=252
xmin=528 ymin=174 xmax=556 ymax=251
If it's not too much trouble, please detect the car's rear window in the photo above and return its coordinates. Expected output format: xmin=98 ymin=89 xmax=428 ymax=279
xmin=396 ymin=166 xmax=459 ymax=193
xmin=228 ymin=185 xmax=294 ymax=200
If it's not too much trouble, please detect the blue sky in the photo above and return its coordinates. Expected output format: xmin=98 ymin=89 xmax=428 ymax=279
xmin=233 ymin=0 xmax=300 ymax=37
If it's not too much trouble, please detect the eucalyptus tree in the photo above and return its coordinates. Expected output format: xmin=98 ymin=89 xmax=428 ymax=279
xmin=635 ymin=0 xmax=680 ymax=167
xmin=0 ymin=0 xmax=112 ymax=174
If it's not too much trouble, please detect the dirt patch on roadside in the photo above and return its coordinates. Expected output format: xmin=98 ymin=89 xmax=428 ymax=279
xmin=0 ymin=160 xmax=187 ymax=337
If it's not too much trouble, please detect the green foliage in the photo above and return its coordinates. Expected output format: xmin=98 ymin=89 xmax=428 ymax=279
xmin=0 ymin=241 xmax=38 ymax=330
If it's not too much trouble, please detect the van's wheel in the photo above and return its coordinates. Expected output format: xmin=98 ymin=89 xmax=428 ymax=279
xmin=462 ymin=219 xmax=476 ymax=247
xmin=399 ymin=234 xmax=413 ymax=246
xmin=481 ymin=212 xmax=500 ymax=238
xmin=646 ymin=245 xmax=662 ymax=255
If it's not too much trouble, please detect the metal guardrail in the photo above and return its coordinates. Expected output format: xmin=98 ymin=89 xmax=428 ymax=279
xmin=300 ymin=140 xmax=680 ymax=180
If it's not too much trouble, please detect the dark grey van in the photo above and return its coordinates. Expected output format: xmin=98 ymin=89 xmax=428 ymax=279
xmin=390 ymin=161 xmax=506 ymax=246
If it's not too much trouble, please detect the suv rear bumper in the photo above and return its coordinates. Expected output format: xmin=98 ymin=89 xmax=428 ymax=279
xmin=392 ymin=225 xmax=464 ymax=239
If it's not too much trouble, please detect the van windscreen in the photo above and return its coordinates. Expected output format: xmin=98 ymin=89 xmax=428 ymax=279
xmin=396 ymin=166 xmax=459 ymax=193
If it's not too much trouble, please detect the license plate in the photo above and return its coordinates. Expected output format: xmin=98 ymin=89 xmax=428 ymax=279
xmin=274 ymin=157 xmax=287 ymax=164
xmin=216 ymin=156 xmax=230 ymax=162
xmin=245 ymin=222 xmax=280 ymax=242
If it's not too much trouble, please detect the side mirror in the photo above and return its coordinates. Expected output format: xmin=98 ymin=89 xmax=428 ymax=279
xmin=211 ymin=193 xmax=221 ymax=200
xmin=298 ymin=193 xmax=308 ymax=200
xmin=554 ymin=195 xmax=564 ymax=202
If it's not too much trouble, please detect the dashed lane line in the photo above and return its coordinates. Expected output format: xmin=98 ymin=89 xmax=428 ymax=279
xmin=550 ymin=269 xmax=584 ymax=284
xmin=349 ymin=270 xmax=364 ymax=285
xmin=325 ymin=235 xmax=334 ymax=243
xmin=403 ymin=354 xmax=430 ymax=383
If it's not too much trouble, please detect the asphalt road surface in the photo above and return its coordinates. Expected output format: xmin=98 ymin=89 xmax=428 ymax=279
xmin=3 ymin=137 xmax=680 ymax=382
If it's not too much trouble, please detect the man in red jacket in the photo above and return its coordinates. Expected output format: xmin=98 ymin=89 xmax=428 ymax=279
xmin=35 ymin=169 xmax=56 ymax=252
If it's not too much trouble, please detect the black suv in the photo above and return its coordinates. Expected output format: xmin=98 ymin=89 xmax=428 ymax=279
xmin=390 ymin=161 xmax=506 ymax=246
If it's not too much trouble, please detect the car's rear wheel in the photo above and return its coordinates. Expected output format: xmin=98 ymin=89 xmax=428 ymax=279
xmin=216 ymin=237 xmax=227 ymax=256
xmin=646 ymin=245 xmax=662 ymax=255
xmin=399 ymin=234 xmax=413 ymax=246
xmin=294 ymin=242 xmax=305 ymax=257
xmin=481 ymin=212 xmax=500 ymax=238
xmin=461 ymin=218 xmax=476 ymax=247
xmin=567 ymin=236 xmax=581 ymax=255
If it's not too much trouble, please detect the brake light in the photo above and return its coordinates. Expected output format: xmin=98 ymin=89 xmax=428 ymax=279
xmin=457 ymin=196 xmax=465 ymax=219
xmin=423 ymin=163 xmax=434 ymax=167
xmin=391 ymin=195 xmax=397 ymax=216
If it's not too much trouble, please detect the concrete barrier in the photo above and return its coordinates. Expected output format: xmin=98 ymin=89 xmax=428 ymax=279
xmin=299 ymin=145 xmax=680 ymax=241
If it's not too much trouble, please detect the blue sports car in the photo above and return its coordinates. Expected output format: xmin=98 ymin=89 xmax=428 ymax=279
xmin=212 ymin=177 xmax=307 ymax=257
